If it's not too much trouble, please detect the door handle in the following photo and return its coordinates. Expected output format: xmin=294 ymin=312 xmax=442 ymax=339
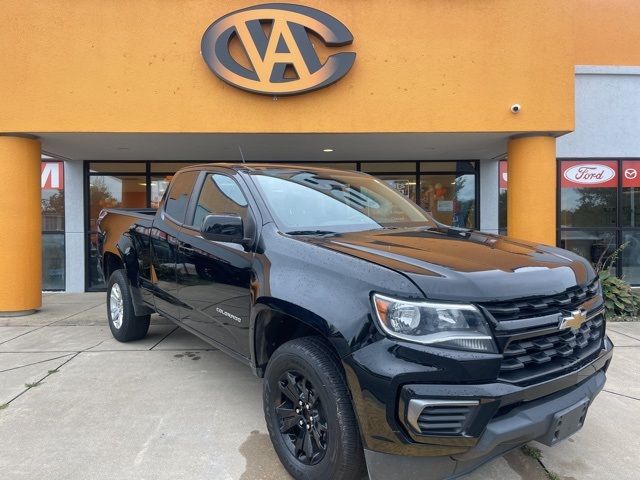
xmin=179 ymin=243 xmax=196 ymax=253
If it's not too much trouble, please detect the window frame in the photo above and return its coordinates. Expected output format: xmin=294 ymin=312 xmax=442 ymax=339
xmin=184 ymin=171 xmax=250 ymax=230
xmin=556 ymin=158 xmax=640 ymax=284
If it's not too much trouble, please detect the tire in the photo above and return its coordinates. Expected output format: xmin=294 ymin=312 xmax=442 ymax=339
xmin=106 ymin=269 xmax=150 ymax=342
xmin=263 ymin=337 xmax=365 ymax=480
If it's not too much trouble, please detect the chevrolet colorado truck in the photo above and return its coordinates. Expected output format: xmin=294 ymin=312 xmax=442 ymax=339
xmin=98 ymin=164 xmax=613 ymax=480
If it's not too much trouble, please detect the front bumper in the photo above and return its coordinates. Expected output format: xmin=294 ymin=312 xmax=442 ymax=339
xmin=366 ymin=367 xmax=607 ymax=479
xmin=344 ymin=336 xmax=613 ymax=480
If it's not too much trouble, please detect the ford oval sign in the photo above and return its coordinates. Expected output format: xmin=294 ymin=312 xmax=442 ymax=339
xmin=200 ymin=3 xmax=356 ymax=96
xmin=563 ymin=164 xmax=616 ymax=185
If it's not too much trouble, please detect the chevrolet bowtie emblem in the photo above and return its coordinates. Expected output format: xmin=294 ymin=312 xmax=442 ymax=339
xmin=559 ymin=309 xmax=587 ymax=330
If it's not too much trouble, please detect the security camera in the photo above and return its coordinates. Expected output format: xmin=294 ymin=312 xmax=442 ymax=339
xmin=510 ymin=104 xmax=521 ymax=114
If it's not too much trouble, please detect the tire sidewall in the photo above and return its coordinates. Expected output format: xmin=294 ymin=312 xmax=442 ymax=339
xmin=106 ymin=270 xmax=139 ymax=341
xmin=263 ymin=341 xmax=357 ymax=480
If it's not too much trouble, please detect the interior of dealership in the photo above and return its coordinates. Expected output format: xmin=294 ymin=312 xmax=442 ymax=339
xmin=3 ymin=0 xmax=640 ymax=314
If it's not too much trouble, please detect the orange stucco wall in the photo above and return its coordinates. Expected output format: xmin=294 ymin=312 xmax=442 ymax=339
xmin=574 ymin=0 xmax=640 ymax=66
xmin=0 ymin=0 xmax=575 ymax=134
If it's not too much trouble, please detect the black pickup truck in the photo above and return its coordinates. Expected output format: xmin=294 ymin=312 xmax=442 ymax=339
xmin=98 ymin=164 xmax=613 ymax=480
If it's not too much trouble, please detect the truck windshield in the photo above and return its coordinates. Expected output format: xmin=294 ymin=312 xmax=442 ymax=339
xmin=251 ymin=169 xmax=437 ymax=234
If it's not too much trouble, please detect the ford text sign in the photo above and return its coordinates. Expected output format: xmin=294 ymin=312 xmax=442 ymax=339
xmin=201 ymin=3 xmax=355 ymax=95
xmin=561 ymin=163 xmax=617 ymax=188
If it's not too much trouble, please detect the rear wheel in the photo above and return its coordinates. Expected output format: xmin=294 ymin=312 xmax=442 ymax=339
xmin=107 ymin=269 xmax=150 ymax=342
xmin=263 ymin=337 xmax=365 ymax=480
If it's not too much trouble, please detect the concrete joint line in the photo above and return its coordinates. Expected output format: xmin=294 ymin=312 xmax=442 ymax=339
xmin=149 ymin=326 xmax=179 ymax=350
xmin=607 ymin=328 xmax=640 ymax=343
xmin=0 ymin=353 xmax=75 ymax=373
xmin=603 ymin=390 xmax=640 ymax=402
xmin=0 ymin=338 xmax=107 ymax=409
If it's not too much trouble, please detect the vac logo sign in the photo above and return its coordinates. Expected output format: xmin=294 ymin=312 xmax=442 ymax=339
xmin=201 ymin=3 xmax=355 ymax=96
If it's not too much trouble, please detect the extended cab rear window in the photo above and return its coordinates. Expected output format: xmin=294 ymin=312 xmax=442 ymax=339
xmin=164 ymin=171 xmax=198 ymax=223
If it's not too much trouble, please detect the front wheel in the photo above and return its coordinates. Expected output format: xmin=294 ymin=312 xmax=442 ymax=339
xmin=107 ymin=269 xmax=150 ymax=342
xmin=263 ymin=337 xmax=365 ymax=480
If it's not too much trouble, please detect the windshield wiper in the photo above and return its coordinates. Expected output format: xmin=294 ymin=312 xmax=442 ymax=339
xmin=285 ymin=230 xmax=337 ymax=236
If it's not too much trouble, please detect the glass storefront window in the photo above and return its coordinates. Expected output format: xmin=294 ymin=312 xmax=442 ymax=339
xmin=560 ymin=188 xmax=617 ymax=227
xmin=621 ymin=230 xmax=640 ymax=284
xmin=150 ymin=175 xmax=172 ymax=209
xmin=621 ymin=160 xmax=640 ymax=227
xmin=150 ymin=161 xmax=202 ymax=173
xmin=376 ymin=175 xmax=417 ymax=202
xmin=43 ymin=233 xmax=65 ymax=290
xmin=89 ymin=162 xmax=145 ymax=173
xmin=560 ymin=230 xmax=617 ymax=266
xmin=87 ymin=175 xmax=147 ymax=289
xmin=362 ymin=162 xmax=416 ymax=173
xmin=560 ymin=160 xmax=618 ymax=228
xmin=88 ymin=175 xmax=147 ymax=231
xmin=84 ymin=160 xmax=480 ymax=290
xmin=42 ymin=161 xmax=65 ymax=290
xmin=419 ymin=174 xmax=475 ymax=228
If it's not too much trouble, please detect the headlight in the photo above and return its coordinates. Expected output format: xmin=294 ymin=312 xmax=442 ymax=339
xmin=372 ymin=293 xmax=497 ymax=353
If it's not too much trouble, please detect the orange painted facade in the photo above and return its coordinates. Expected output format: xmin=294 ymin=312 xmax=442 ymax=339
xmin=0 ymin=0 xmax=639 ymax=306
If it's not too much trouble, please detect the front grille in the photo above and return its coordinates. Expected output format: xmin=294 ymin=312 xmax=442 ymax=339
xmin=481 ymin=280 xmax=599 ymax=321
xmin=415 ymin=404 xmax=475 ymax=435
xmin=499 ymin=314 xmax=604 ymax=385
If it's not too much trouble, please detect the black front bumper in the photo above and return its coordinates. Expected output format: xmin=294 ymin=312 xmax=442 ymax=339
xmin=345 ymin=336 xmax=613 ymax=480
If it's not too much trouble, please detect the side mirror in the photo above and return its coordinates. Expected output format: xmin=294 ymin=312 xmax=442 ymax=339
xmin=200 ymin=214 xmax=244 ymax=243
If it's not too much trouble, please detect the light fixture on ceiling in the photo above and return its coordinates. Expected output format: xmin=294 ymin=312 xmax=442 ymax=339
xmin=323 ymin=148 xmax=334 ymax=153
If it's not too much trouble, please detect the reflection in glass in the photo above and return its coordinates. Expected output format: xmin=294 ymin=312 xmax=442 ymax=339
xmin=88 ymin=175 xmax=146 ymax=231
xmin=42 ymin=233 xmax=65 ymax=290
xmin=87 ymin=233 xmax=105 ymax=289
xmin=560 ymin=187 xmax=617 ymax=227
xmin=252 ymin=170 xmax=433 ymax=233
xmin=419 ymin=174 xmax=475 ymax=228
xmin=89 ymin=162 xmax=145 ymax=173
xmin=376 ymin=175 xmax=417 ymax=202
xmin=621 ymin=231 xmax=640 ymax=284
xmin=622 ymin=188 xmax=640 ymax=227
xmin=362 ymin=162 xmax=415 ymax=173
xmin=151 ymin=176 xmax=172 ymax=209
xmin=560 ymin=230 xmax=616 ymax=265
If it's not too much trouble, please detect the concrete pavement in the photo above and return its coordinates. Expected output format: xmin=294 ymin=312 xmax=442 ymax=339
xmin=0 ymin=293 xmax=638 ymax=479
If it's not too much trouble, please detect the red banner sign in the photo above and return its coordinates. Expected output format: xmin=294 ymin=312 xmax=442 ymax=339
xmin=622 ymin=160 xmax=640 ymax=188
xmin=499 ymin=161 xmax=508 ymax=189
xmin=41 ymin=162 xmax=64 ymax=190
xmin=560 ymin=160 xmax=617 ymax=188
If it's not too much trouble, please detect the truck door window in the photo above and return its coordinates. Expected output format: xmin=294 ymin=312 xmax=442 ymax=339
xmin=190 ymin=174 xmax=248 ymax=228
xmin=164 ymin=171 xmax=198 ymax=223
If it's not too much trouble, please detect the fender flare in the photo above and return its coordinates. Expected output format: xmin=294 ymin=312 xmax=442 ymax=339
xmin=250 ymin=298 xmax=350 ymax=374
xmin=113 ymin=233 xmax=154 ymax=316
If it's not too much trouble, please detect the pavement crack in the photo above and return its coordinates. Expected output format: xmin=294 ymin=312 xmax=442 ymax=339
xmin=149 ymin=326 xmax=179 ymax=350
xmin=603 ymin=389 xmax=640 ymax=401
xmin=0 ymin=353 xmax=75 ymax=373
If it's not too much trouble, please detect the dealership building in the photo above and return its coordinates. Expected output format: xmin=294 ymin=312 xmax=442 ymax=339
xmin=1 ymin=0 xmax=640 ymax=314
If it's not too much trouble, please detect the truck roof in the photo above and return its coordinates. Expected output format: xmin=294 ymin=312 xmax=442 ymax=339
xmin=178 ymin=163 xmax=366 ymax=175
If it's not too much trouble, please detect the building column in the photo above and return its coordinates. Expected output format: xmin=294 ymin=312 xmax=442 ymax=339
xmin=507 ymin=135 xmax=556 ymax=245
xmin=0 ymin=136 xmax=42 ymax=315
xmin=479 ymin=158 xmax=500 ymax=234
xmin=64 ymin=161 xmax=86 ymax=292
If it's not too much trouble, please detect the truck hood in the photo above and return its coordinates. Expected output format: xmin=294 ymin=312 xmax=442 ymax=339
xmin=310 ymin=227 xmax=595 ymax=302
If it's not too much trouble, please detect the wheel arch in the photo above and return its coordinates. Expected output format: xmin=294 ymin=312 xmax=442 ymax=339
xmin=251 ymin=299 xmax=348 ymax=377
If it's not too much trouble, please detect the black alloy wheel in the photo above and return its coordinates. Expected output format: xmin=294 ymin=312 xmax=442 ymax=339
xmin=276 ymin=370 xmax=328 ymax=465
xmin=263 ymin=337 xmax=365 ymax=480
